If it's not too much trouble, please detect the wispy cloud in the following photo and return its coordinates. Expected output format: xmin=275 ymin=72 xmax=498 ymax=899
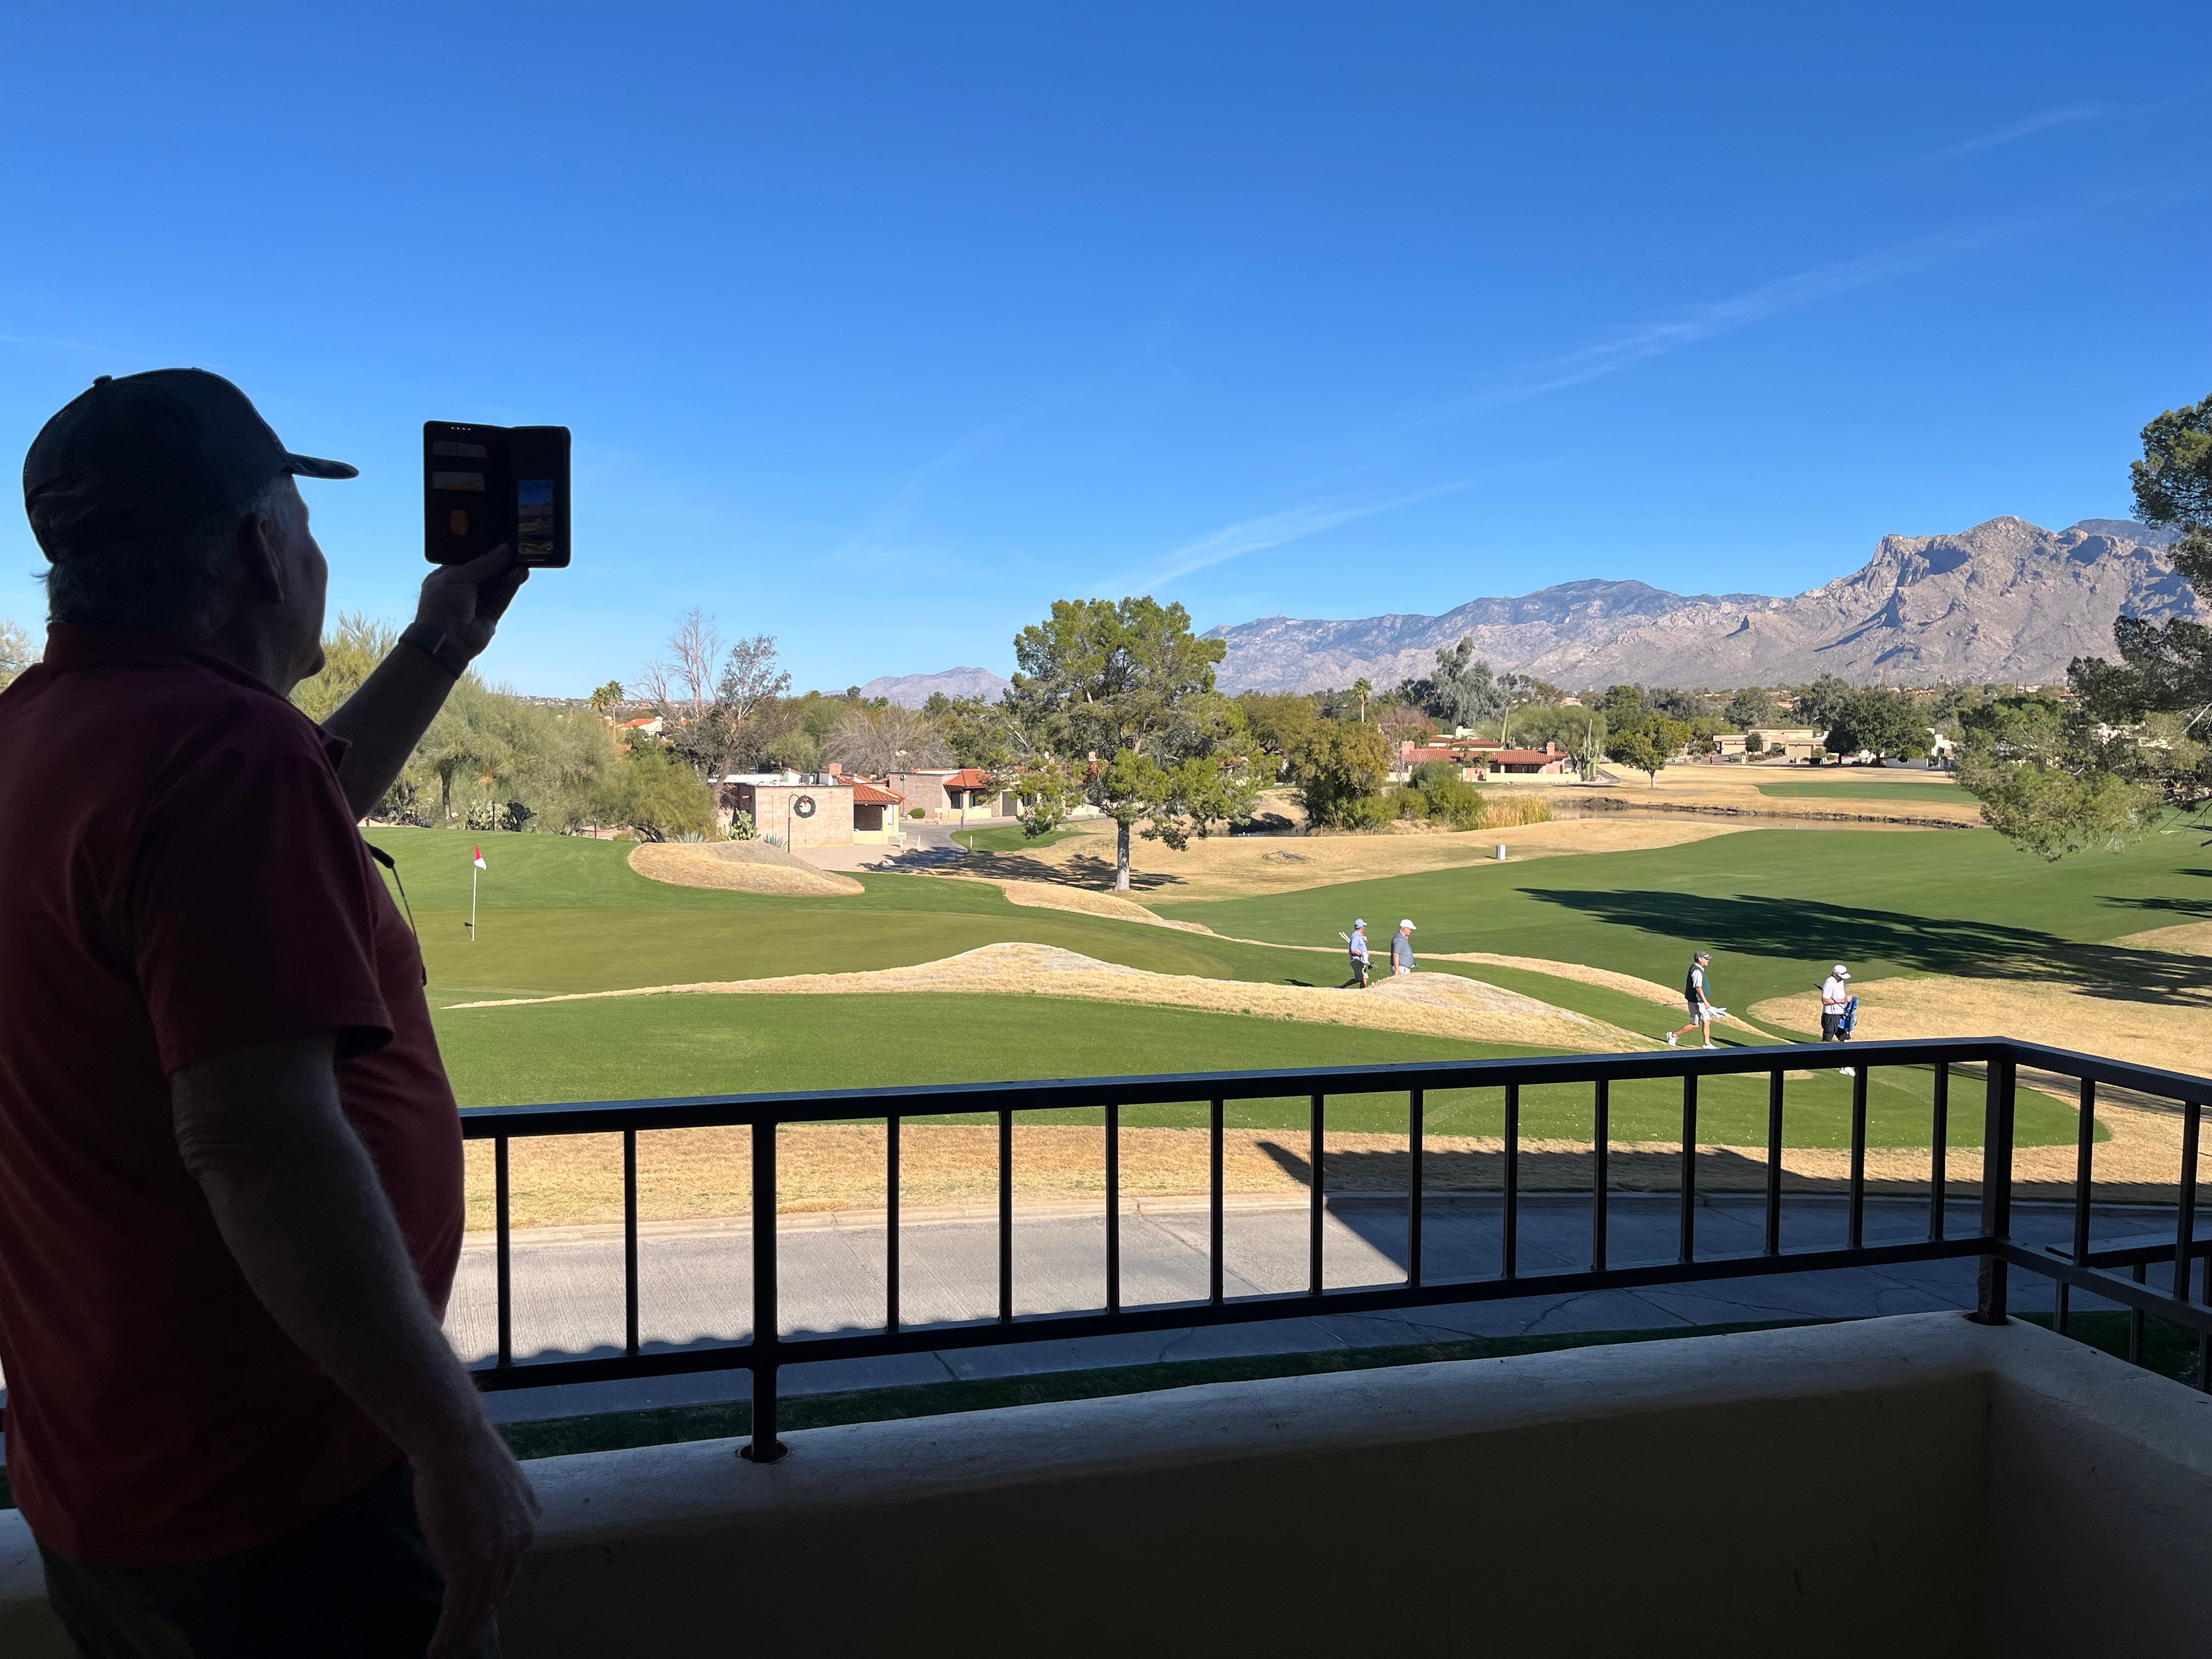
xmin=1904 ymin=105 xmax=2099 ymax=169
xmin=1132 ymin=479 xmax=1471 ymax=591
xmin=1438 ymin=221 xmax=2027 ymax=416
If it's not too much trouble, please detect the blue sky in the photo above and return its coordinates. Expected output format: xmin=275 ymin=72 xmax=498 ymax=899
xmin=3 ymin=4 xmax=2207 ymax=695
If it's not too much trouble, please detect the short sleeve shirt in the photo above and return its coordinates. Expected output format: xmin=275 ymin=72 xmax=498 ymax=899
xmin=1392 ymin=933 xmax=1415 ymax=968
xmin=0 ymin=627 xmax=465 ymax=1567
xmin=1821 ymin=976 xmax=1850 ymax=1007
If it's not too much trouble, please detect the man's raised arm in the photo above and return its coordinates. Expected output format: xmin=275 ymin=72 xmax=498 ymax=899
xmin=322 ymin=546 xmax=527 ymax=820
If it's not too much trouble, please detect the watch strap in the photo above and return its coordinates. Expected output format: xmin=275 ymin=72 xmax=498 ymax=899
xmin=399 ymin=622 xmax=471 ymax=680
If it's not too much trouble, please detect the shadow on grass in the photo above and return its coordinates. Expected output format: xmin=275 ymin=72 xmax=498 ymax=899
xmin=1528 ymin=889 xmax=2212 ymax=1008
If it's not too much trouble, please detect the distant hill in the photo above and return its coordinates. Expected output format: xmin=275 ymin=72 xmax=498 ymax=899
xmin=1207 ymin=517 xmax=2190 ymax=691
xmin=857 ymin=665 xmax=1013 ymax=708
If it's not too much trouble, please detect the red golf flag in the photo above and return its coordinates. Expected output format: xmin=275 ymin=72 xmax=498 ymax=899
xmin=473 ymin=847 xmax=487 ymax=870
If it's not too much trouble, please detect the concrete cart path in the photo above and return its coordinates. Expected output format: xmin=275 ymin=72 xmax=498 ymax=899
xmin=456 ymin=1192 xmax=2179 ymax=1425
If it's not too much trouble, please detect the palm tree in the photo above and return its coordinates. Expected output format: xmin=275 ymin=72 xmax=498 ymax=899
xmin=1352 ymin=679 xmax=1373 ymax=723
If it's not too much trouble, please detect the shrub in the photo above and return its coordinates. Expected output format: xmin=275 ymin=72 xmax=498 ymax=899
xmin=1425 ymin=776 xmax=1487 ymax=830
xmin=907 ymin=808 xmax=926 ymax=819
xmin=1394 ymin=785 xmax=1431 ymax=820
xmin=1409 ymin=760 xmax=1463 ymax=791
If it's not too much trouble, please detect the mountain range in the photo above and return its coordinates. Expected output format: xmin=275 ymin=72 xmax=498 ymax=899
xmin=1205 ymin=517 xmax=2190 ymax=692
xmin=857 ymin=665 xmax=1014 ymax=707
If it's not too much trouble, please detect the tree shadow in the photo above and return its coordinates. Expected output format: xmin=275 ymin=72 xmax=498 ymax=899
xmin=1525 ymin=890 xmax=2212 ymax=1008
xmin=956 ymin=849 xmax=1184 ymax=893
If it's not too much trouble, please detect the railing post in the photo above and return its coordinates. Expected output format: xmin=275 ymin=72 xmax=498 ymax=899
xmin=742 ymin=1116 xmax=787 ymax=1464
xmin=494 ymin=1136 xmax=513 ymax=1369
xmin=1972 ymin=1050 xmax=2016 ymax=1325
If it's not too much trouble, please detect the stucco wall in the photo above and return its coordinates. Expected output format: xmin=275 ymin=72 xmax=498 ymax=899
xmin=5 ymin=1316 xmax=2206 ymax=1657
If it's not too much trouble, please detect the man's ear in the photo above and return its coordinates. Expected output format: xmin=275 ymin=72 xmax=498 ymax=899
xmin=236 ymin=507 xmax=287 ymax=605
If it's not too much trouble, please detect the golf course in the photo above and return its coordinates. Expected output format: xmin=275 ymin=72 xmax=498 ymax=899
xmin=365 ymin=801 xmax=2212 ymax=1228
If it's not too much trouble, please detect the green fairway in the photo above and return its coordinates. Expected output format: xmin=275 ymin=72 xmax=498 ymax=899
xmin=434 ymin=990 xmax=2079 ymax=1146
xmin=1150 ymin=825 xmax=2212 ymax=1012
xmin=1751 ymin=776 xmax=1964 ymax=802
xmin=953 ymin=824 xmax=1079 ymax=853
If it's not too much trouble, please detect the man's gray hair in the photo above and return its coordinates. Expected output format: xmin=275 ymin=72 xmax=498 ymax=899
xmin=43 ymin=475 xmax=292 ymax=634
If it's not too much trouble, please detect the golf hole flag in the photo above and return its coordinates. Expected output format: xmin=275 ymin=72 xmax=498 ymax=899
xmin=473 ymin=847 xmax=487 ymax=870
xmin=468 ymin=846 xmax=485 ymax=939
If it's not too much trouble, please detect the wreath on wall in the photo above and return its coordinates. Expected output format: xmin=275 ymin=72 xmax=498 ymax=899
xmin=793 ymin=794 xmax=817 ymax=819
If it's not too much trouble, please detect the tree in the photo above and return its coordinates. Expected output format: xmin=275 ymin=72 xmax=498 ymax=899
xmin=823 ymin=703 xmax=954 ymax=773
xmin=593 ymin=744 xmax=718 ymax=840
xmin=643 ymin=614 xmax=792 ymax=785
xmin=1954 ymin=697 xmax=2156 ymax=860
xmin=1962 ymin=391 xmax=2212 ymax=855
xmin=1826 ymin=690 xmax=1928 ymax=763
xmin=1007 ymin=596 xmax=1257 ymax=890
xmin=0 ymin=618 xmax=31 ymax=690
xmin=1795 ymin=675 xmax=1858 ymax=752
xmin=1288 ymin=719 xmax=1393 ymax=829
xmin=1351 ymin=678 xmax=1373 ymax=723
xmin=1235 ymin=692 xmax=1324 ymax=778
xmin=1606 ymin=717 xmax=1690 ymax=787
xmin=1417 ymin=637 xmax=1508 ymax=731
xmin=1723 ymin=687 xmax=1776 ymax=729
xmin=588 ymin=680 xmax=625 ymax=713
xmin=1373 ymin=701 xmax=1436 ymax=750
xmin=291 ymin=613 xmax=398 ymax=724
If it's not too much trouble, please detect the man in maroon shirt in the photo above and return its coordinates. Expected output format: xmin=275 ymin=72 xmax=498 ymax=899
xmin=1 ymin=370 xmax=539 ymax=1656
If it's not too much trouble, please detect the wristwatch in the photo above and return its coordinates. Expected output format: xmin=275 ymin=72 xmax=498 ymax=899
xmin=399 ymin=622 xmax=471 ymax=680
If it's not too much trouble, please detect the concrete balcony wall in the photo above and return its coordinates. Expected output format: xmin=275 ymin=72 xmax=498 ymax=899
xmin=3 ymin=1313 xmax=2206 ymax=1656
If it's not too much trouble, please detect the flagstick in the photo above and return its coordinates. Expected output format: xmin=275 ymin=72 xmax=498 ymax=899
xmin=470 ymin=863 xmax=478 ymax=942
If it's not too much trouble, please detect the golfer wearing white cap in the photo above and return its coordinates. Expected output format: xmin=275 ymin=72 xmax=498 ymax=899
xmin=1391 ymin=919 xmax=1417 ymax=976
xmin=1820 ymin=964 xmax=1855 ymax=1075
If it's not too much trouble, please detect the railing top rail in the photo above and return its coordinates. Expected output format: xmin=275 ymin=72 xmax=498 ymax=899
xmin=457 ymin=1037 xmax=2056 ymax=1137
xmin=2004 ymin=1040 xmax=2212 ymax=1106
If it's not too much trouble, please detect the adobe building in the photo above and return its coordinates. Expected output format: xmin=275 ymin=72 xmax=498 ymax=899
xmin=880 ymin=767 xmax=1001 ymax=823
xmin=720 ymin=772 xmax=905 ymax=849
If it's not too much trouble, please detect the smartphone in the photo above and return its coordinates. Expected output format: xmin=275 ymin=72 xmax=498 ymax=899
xmin=424 ymin=420 xmax=572 ymax=567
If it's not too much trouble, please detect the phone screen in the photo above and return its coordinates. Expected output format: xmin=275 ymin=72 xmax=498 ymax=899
xmin=516 ymin=478 xmax=556 ymax=562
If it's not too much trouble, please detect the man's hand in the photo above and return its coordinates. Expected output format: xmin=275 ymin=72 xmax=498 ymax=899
xmin=417 ymin=1422 xmax=543 ymax=1658
xmin=416 ymin=543 xmax=529 ymax=663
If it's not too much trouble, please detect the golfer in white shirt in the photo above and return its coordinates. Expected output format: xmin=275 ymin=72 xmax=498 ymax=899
xmin=1666 ymin=952 xmax=1718 ymax=1048
xmin=1820 ymin=964 xmax=1854 ymax=1075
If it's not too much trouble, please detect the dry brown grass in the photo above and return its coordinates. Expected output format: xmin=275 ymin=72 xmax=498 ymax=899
xmin=629 ymin=840 xmax=864 ymax=896
xmin=2113 ymin=921 xmax=2212 ymax=956
xmin=465 ymin=1103 xmax=2196 ymax=1234
xmin=947 ymin=874 xmax=1217 ymax=932
xmin=448 ymin=940 xmax=1650 ymax=1052
xmin=1749 ymin=975 xmax=2212 ymax=1079
xmin=953 ymin=814 xmax=1748 ymax=902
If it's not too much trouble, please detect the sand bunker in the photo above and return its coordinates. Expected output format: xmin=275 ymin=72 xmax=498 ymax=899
xmin=447 ymin=940 xmax=1650 ymax=1052
xmin=629 ymin=839 xmax=864 ymax=896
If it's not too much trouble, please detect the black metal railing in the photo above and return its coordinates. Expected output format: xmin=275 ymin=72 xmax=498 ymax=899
xmin=460 ymin=1038 xmax=2212 ymax=1462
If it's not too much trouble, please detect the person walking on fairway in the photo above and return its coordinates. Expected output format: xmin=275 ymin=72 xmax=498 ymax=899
xmin=1391 ymin=918 xmax=1418 ymax=976
xmin=1820 ymin=963 xmax=1855 ymax=1075
xmin=1345 ymin=918 xmax=1372 ymax=989
xmin=1666 ymin=951 xmax=1719 ymax=1048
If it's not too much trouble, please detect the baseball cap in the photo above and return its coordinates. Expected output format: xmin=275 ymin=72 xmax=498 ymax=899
xmin=1399 ymin=918 xmax=1416 ymax=929
xmin=1832 ymin=964 xmax=1850 ymax=978
xmin=24 ymin=369 xmax=356 ymax=562
xmin=1353 ymin=918 xmax=1365 ymax=927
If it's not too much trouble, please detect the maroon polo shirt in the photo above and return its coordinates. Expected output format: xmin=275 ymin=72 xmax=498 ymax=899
xmin=0 ymin=625 xmax=465 ymax=1566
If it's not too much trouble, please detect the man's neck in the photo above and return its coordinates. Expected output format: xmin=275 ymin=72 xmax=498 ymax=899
xmin=178 ymin=615 xmax=303 ymax=698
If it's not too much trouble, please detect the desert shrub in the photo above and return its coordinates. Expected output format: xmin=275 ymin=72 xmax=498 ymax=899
xmin=1409 ymin=760 xmax=1463 ymax=791
xmin=1426 ymin=776 xmax=1487 ymax=830
xmin=1395 ymin=785 xmax=1430 ymax=820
